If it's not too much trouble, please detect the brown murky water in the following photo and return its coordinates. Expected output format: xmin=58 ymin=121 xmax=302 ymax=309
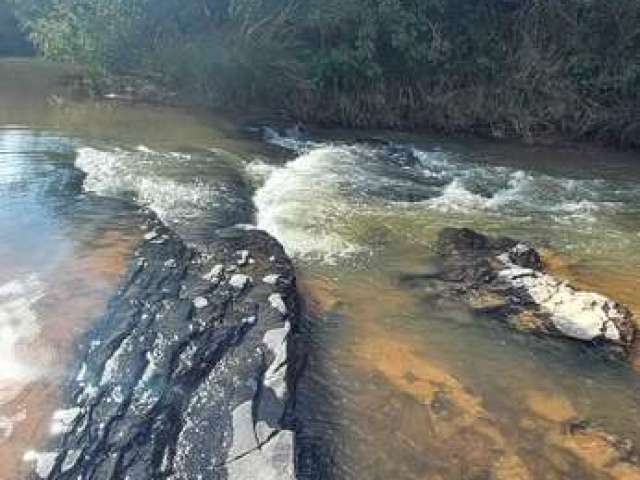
xmin=298 ymin=262 xmax=640 ymax=479
xmin=269 ymin=137 xmax=640 ymax=478
xmin=2 ymin=57 xmax=640 ymax=479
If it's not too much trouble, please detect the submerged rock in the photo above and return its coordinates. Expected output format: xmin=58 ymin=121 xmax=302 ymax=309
xmin=28 ymin=221 xmax=298 ymax=479
xmin=551 ymin=420 xmax=640 ymax=478
xmin=424 ymin=228 xmax=636 ymax=357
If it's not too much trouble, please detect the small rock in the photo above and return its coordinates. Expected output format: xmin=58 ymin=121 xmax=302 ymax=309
xmin=236 ymin=250 xmax=251 ymax=266
xmin=50 ymin=407 xmax=81 ymax=436
xmin=242 ymin=316 xmax=257 ymax=325
xmin=23 ymin=450 xmax=58 ymax=478
xmin=269 ymin=294 xmax=287 ymax=315
xmin=203 ymin=264 xmax=224 ymax=283
xmin=263 ymin=274 xmax=280 ymax=285
xmin=229 ymin=274 xmax=251 ymax=291
xmin=193 ymin=297 xmax=209 ymax=309
xmin=61 ymin=449 xmax=82 ymax=473
xmin=144 ymin=231 xmax=159 ymax=241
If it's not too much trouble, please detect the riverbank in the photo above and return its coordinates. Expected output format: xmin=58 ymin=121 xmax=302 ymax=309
xmin=67 ymin=66 xmax=640 ymax=153
xmin=3 ymin=56 xmax=635 ymax=154
xmin=9 ymin=0 xmax=640 ymax=150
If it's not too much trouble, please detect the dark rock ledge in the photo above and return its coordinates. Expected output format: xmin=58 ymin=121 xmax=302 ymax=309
xmin=25 ymin=218 xmax=299 ymax=480
xmin=405 ymin=227 xmax=637 ymax=359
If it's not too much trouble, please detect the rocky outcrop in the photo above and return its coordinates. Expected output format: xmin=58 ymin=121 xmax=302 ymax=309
xmin=24 ymin=219 xmax=299 ymax=479
xmin=416 ymin=228 xmax=636 ymax=357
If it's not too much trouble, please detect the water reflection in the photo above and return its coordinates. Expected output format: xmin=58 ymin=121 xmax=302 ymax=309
xmin=0 ymin=128 xmax=143 ymax=478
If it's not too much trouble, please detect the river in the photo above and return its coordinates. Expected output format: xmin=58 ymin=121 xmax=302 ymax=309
xmin=1 ymin=58 xmax=640 ymax=480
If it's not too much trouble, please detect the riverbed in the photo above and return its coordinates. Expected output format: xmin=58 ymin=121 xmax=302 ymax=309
xmin=1 ymin=58 xmax=640 ymax=480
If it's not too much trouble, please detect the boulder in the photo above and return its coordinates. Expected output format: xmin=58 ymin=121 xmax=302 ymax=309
xmin=427 ymin=228 xmax=636 ymax=356
xmin=25 ymin=219 xmax=299 ymax=480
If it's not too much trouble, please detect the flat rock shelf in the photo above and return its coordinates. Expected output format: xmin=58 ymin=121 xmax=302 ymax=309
xmin=23 ymin=217 xmax=299 ymax=480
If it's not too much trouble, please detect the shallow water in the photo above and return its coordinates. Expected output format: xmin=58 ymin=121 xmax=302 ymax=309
xmin=262 ymin=132 xmax=640 ymax=479
xmin=2 ymin=58 xmax=640 ymax=479
xmin=0 ymin=127 xmax=145 ymax=478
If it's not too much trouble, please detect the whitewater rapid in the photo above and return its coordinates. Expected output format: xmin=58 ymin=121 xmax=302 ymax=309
xmin=73 ymin=133 xmax=640 ymax=263
xmin=75 ymin=146 xmax=253 ymax=240
xmin=249 ymin=132 xmax=640 ymax=261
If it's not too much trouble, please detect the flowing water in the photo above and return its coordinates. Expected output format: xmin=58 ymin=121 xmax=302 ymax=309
xmin=1 ymin=58 xmax=640 ymax=479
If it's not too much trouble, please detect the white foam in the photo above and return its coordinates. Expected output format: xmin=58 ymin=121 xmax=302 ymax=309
xmin=421 ymin=169 xmax=532 ymax=213
xmin=419 ymin=161 xmax=628 ymax=223
xmin=263 ymin=127 xmax=320 ymax=153
xmin=135 ymin=145 xmax=156 ymax=154
xmin=251 ymin=146 xmax=365 ymax=261
xmin=254 ymin=134 xmax=640 ymax=265
xmin=426 ymin=179 xmax=490 ymax=212
xmin=412 ymin=148 xmax=458 ymax=179
xmin=246 ymin=161 xmax=279 ymax=183
xmin=75 ymin=147 xmax=226 ymax=226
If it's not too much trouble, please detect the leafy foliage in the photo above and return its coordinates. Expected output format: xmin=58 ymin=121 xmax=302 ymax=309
xmin=0 ymin=0 xmax=33 ymax=56
xmin=8 ymin=0 xmax=640 ymax=146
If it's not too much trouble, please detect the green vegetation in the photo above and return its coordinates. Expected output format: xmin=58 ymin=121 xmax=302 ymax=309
xmin=0 ymin=0 xmax=34 ymax=56
xmin=8 ymin=0 xmax=640 ymax=146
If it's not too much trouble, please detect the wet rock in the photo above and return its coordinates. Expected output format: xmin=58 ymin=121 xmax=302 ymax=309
xmin=192 ymin=296 xmax=209 ymax=309
xmin=269 ymin=294 xmax=288 ymax=315
xmin=23 ymin=451 xmax=58 ymax=478
xmin=28 ymin=222 xmax=298 ymax=480
xmin=229 ymin=273 xmax=251 ymax=291
xmin=203 ymin=264 xmax=224 ymax=283
xmin=144 ymin=230 xmax=159 ymax=241
xmin=263 ymin=274 xmax=280 ymax=285
xmin=426 ymin=228 xmax=637 ymax=357
xmin=49 ymin=408 xmax=81 ymax=436
xmin=236 ymin=249 xmax=251 ymax=266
